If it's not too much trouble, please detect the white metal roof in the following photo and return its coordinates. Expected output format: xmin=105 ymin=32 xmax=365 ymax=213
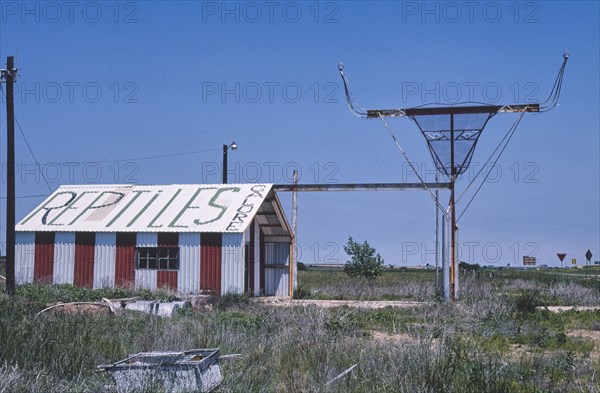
xmin=16 ymin=184 xmax=274 ymax=233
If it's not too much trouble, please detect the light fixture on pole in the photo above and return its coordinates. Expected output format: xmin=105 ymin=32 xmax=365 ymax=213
xmin=222 ymin=141 xmax=237 ymax=184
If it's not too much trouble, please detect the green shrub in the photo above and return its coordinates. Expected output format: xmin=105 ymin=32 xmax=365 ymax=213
xmin=297 ymin=262 xmax=307 ymax=271
xmin=215 ymin=292 xmax=249 ymax=310
xmin=343 ymin=236 xmax=384 ymax=280
xmin=293 ymin=283 xmax=313 ymax=299
xmin=14 ymin=283 xmax=177 ymax=306
xmin=515 ymin=289 xmax=542 ymax=313
xmin=218 ymin=310 xmax=263 ymax=329
xmin=459 ymin=261 xmax=481 ymax=271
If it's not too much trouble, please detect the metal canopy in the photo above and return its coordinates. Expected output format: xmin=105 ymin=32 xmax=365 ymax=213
xmin=340 ymin=52 xmax=567 ymax=121
xmin=413 ymin=112 xmax=494 ymax=177
xmin=337 ymin=52 xmax=569 ymax=303
xmin=338 ymin=53 xmax=569 ymax=179
xmin=365 ymin=104 xmax=542 ymax=177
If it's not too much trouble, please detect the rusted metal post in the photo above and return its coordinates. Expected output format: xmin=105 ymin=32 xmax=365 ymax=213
xmin=435 ymin=174 xmax=439 ymax=295
xmin=442 ymin=210 xmax=449 ymax=301
xmin=454 ymin=221 xmax=459 ymax=301
xmin=288 ymin=240 xmax=294 ymax=297
xmin=291 ymin=170 xmax=298 ymax=291
xmin=450 ymin=113 xmax=456 ymax=302
xmin=450 ymin=188 xmax=456 ymax=302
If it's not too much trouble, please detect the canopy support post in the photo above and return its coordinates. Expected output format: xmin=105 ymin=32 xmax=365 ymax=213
xmin=435 ymin=173 xmax=440 ymax=296
xmin=450 ymin=114 xmax=457 ymax=302
xmin=442 ymin=208 xmax=449 ymax=301
xmin=290 ymin=170 xmax=299 ymax=296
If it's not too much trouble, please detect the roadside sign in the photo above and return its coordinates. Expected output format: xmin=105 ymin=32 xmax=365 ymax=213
xmin=557 ymin=253 xmax=566 ymax=262
xmin=586 ymin=249 xmax=593 ymax=262
xmin=572 ymin=258 xmax=576 ymax=265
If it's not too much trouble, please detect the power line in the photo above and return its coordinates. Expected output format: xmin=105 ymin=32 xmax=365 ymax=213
xmin=0 ymin=194 xmax=50 ymax=199
xmin=89 ymin=148 xmax=221 ymax=163
xmin=14 ymin=116 xmax=53 ymax=193
xmin=0 ymin=86 xmax=221 ymax=202
xmin=378 ymin=114 xmax=449 ymax=218
xmin=1 ymin=86 xmax=52 ymax=193
xmin=1 ymin=84 xmax=221 ymax=165
xmin=457 ymin=110 xmax=527 ymax=222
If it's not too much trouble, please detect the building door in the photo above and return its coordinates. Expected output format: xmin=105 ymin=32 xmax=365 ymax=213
xmin=34 ymin=232 xmax=55 ymax=283
xmin=115 ymin=233 xmax=136 ymax=288
xmin=244 ymin=244 xmax=249 ymax=293
xmin=247 ymin=222 xmax=255 ymax=295
xmin=74 ymin=232 xmax=95 ymax=288
xmin=201 ymin=233 xmax=222 ymax=293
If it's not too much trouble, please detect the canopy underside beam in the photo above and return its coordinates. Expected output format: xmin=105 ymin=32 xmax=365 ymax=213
xmin=366 ymin=103 xmax=540 ymax=118
xmin=274 ymin=183 xmax=451 ymax=192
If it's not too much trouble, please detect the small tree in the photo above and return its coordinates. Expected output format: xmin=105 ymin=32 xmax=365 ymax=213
xmin=343 ymin=236 xmax=384 ymax=280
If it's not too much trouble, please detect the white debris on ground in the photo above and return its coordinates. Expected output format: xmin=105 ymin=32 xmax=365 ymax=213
xmin=122 ymin=301 xmax=190 ymax=317
xmin=539 ymin=306 xmax=600 ymax=312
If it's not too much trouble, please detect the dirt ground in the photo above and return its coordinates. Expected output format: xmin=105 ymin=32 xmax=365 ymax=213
xmin=369 ymin=330 xmax=414 ymax=344
xmin=39 ymin=302 xmax=113 ymax=317
xmin=568 ymin=329 xmax=600 ymax=360
xmin=254 ymin=298 xmax=432 ymax=309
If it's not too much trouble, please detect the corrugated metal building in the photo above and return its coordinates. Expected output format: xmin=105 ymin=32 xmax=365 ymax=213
xmin=15 ymin=183 xmax=294 ymax=296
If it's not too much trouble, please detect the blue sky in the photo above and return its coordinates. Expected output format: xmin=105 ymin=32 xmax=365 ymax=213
xmin=0 ymin=1 xmax=598 ymax=267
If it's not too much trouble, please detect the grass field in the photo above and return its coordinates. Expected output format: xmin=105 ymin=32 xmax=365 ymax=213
xmin=1 ymin=268 xmax=599 ymax=392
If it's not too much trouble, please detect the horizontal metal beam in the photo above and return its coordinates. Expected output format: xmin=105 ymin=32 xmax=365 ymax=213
xmin=366 ymin=103 xmax=539 ymax=118
xmin=273 ymin=183 xmax=451 ymax=192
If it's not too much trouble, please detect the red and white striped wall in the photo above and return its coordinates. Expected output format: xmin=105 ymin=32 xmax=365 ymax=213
xmin=15 ymin=231 xmax=249 ymax=295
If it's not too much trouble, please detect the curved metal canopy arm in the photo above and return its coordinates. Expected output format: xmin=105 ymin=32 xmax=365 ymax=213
xmin=338 ymin=52 xmax=569 ymax=118
xmin=338 ymin=62 xmax=388 ymax=118
xmin=538 ymin=51 xmax=569 ymax=112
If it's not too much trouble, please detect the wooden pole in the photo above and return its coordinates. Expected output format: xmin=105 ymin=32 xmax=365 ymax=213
xmin=3 ymin=56 xmax=16 ymax=295
xmin=222 ymin=144 xmax=228 ymax=184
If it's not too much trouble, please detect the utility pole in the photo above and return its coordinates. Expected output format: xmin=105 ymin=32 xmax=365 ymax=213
xmin=2 ymin=56 xmax=17 ymax=295
xmin=222 ymin=144 xmax=228 ymax=184
xmin=222 ymin=141 xmax=237 ymax=184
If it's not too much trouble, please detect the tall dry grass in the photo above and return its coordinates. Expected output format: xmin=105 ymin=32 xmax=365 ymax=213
xmin=0 ymin=269 xmax=599 ymax=392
